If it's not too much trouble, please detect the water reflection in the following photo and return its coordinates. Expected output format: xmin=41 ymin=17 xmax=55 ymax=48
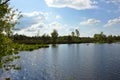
xmin=1 ymin=43 xmax=120 ymax=80
xmin=0 ymin=52 xmax=21 ymax=80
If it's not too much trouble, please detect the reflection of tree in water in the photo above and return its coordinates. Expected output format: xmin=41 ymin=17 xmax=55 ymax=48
xmin=0 ymin=52 xmax=21 ymax=80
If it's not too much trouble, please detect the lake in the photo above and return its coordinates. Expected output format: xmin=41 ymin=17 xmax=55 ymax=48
xmin=0 ymin=43 xmax=120 ymax=80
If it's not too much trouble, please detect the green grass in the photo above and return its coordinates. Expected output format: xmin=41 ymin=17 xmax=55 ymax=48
xmin=13 ymin=43 xmax=49 ymax=52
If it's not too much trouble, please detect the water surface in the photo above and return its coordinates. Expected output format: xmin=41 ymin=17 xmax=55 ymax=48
xmin=1 ymin=43 xmax=120 ymax=80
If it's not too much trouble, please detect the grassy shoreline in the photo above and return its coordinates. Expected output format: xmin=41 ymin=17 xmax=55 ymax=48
xmin=13 ymin=44 xmax=49 ymax=53
xmin=3 ymin=41 xmax=120 ymax=56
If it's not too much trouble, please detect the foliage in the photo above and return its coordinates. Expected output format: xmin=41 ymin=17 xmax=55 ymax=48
xmin=94 ymin=32 xmax=106 ymax=42
xmin=107 ymin=35 xmax=113 ymax=43
xmin=71 ymin=31 xmax=75 ymax=37
xmin=0 ymin=0 xmax=22 ymax=71
xmin=13 ymin=43 xmax=49 ymax=51
xmin=13 ymin=31 xmax=120 ymax=44
xmin=75 ymin=29 xmax=80 ymax=37
xmin=0 ymin=33 xmax=13 ymax=57
xmin=0 ymin=0 xmax=22 ymax=36
xmin=51 ymin=29 xmax=58 ymax=43
xmin=0 ymin=0 xmax=22 ymax=56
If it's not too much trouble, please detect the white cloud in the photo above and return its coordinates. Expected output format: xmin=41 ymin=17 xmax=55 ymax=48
xmin=15 ymin=11 xmax=48 ymax=29
xmin=44 ymin=0 xmax=97 ymax=10
xmin=23 ymin=11 xmax=47 ymax=22
xmin=49 ymin=21 xmax=62 ymax=28
xmin=14 ymin=23 xmax=47 ymax=36
xmin=80 ymin=18 xmax=101 ymax=25
xmin=14 ymin=22 xmax=71 ymax=36
xmin=104 ymin=17 xmax=120 ymax=27
xmin=56 ymin=15 xmax=62 ymax=19
xmin=14 ymin=11 xmax=69 ymax=36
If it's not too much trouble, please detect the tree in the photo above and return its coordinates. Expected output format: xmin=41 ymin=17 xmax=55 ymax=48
xmin=67 ymin=35 xmax=72 ymax=43
xmin=41 ymin=34 xmax=50 ymax=43
xmin=75 ymin=29 xmax=80 ymax=37
xmin=0 ymin=0 xmax=21 ymax=55
xmin=0 ymin=0 xmax=10 ymax=6
xmin=107 ymin=35 xmax=113 ymax=43
xmin=94 ymin=32 xmax=106 ymax=42
xmin=71 ymin=31 xmax=75 ymax=42
xmin=71 ymin=31 xmax=75 ymax=37
xmin=0 ymin=33 xmax=13 ymax=55
xmin=0 ymin=0 xmax=22 ymax=36
xmin=51 ymin=29 xmax=58 ymax=43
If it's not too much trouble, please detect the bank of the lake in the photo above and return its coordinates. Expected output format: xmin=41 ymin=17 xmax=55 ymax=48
xmin=13 ymin=44 xmax=49 ymax=52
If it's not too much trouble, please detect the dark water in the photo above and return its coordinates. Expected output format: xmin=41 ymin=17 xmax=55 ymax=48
xmin=1 ymin=43 xmax=120 ymax=80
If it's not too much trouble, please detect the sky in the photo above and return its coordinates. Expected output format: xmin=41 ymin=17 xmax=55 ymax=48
xmin=10 ymin=0 xmax=120 ymax=37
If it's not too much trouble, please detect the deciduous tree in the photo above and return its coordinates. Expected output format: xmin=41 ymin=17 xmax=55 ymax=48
xmin=0 ymin=0 xmax=21 ymax=55
xmin=51 ymin=29 xmax=58 ymax=43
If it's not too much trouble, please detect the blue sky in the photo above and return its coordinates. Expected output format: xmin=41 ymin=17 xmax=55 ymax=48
xmin=10 ymin=0 xmax=120 ymax=37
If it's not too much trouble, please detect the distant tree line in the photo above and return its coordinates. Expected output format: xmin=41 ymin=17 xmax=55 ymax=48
xmin=93 ymin=32 xmax=120 ymax=43
xmin=12 ymin=29 xmax=120 ymax=44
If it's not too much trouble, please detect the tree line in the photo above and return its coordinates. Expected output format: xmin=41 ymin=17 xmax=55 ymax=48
xmin=12 ymin=29 xmax=120 ymax=44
